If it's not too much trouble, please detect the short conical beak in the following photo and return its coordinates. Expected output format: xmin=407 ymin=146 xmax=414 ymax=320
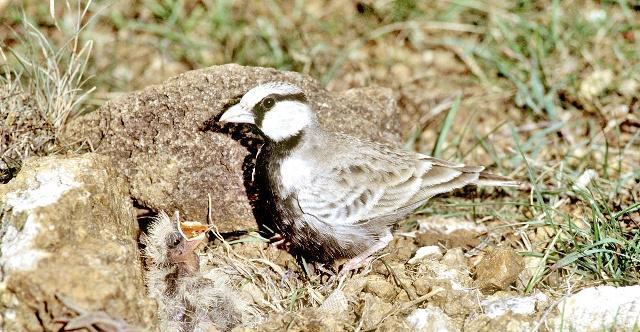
xmin=168 ymin=234 xmax=205 ymax=264
xmin=219 ymin=104 xmax=255 ymax=124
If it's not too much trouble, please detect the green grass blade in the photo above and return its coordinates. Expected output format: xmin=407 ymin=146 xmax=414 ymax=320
xmin=431 ymin=94 xmax=461 ymax=158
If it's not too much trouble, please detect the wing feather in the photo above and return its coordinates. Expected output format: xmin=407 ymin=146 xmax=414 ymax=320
xmin=295 ymin=137 xmax=491 ymax=228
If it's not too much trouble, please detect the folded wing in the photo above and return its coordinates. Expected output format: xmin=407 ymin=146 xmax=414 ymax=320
xmin=296 ymin=144 xmax=484 ymax=228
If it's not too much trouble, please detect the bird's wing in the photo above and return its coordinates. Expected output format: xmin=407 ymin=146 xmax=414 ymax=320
xmin=296 ymin=138 xmax=482 ymax=227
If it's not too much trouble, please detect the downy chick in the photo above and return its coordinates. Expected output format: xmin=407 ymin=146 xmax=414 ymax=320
xmin=143 ymin=212 xmax=254 ymax=332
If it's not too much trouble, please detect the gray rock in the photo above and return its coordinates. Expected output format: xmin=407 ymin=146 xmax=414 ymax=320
xmin=551 ymin=285 xmax=640 ymax=331
xmin=65 ymin=64 xmax=401 ymax=232
xmin=0 ymin=154 xmax=156 ymax=331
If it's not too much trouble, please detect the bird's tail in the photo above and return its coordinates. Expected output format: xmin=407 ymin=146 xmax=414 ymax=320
xmin=475 ymin=171 xmax=520 ymax=187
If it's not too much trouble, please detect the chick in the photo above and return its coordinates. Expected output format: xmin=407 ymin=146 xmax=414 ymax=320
xmin=143 ymin=211 xmax=254 ymax=332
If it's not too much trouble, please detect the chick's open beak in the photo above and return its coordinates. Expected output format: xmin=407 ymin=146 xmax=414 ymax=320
xmin=169 ymin=236 xmax=205 ymax=263
xmin=183 ymin=236 xmax=204 ymax=255
xmin=219 ymin=104 xmax=255 ymax=124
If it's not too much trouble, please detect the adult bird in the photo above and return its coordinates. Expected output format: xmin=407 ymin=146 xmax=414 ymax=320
xmin=219 ymin=82 xmax=518 ymax=274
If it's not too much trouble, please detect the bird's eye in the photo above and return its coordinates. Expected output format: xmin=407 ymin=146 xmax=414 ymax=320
xmin=262 ymin=97 xmax=275 ymax=109
xmin=168 ymin=234 xmax=181 ymax=248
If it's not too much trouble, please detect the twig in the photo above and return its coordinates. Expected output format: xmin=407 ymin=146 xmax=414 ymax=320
xmin=363 ymin=288 xmax=444 ymax=331
xmin=382 ymin=259 xmax=417 ymax=301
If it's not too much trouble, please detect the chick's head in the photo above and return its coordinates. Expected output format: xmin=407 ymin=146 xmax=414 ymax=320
xmin=144 ymin=211 xmax=205 ymax=273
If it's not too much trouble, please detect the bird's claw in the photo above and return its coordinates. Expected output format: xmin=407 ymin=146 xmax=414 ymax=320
xmin=337 ymin=256 xmax=374 ymax=278
xmin=268 ymin=233 xmax=291 ymax=251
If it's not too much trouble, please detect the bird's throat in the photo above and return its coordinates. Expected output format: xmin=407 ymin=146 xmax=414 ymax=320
xmin=269 ymin=131 xmax=304 ymax=156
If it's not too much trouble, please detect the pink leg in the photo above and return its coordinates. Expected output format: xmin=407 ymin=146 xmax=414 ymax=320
xmin=269 ymin=233 xmax=291 ymax=251
xmin=339 ymin=233 xmax=393 ymax=277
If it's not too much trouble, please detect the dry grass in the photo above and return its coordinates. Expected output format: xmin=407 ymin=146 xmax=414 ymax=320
xmin=1 ymin=0 xmax=95 ymax=180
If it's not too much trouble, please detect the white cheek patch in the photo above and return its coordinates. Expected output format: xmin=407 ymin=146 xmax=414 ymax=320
xmin=261 ymin=101 xmax=312 ymax=141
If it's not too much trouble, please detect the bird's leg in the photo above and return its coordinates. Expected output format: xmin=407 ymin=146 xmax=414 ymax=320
xmin=339 ymin=233 xmax=393 ymax=277
xmin=268 ymin=233 xmax=291 ymax=251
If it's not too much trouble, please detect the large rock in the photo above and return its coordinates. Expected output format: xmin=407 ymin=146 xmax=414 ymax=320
xmin=0 ymin=154 xmax=156 ymax=331
xmin=551 ymin=285 xmax=640 ymax=331
xmin=65 ymin=64 xmax=401 ymax=232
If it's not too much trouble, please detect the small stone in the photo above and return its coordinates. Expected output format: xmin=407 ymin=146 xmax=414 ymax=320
xmin=585 ymin=9 xmax=607 ymax=23
xmin=378 ymin=315 xmax=412 ymax=331
xmin=406 ymin=305 xmax=457 ymax=332
xmin=518 ymin=256 xmax=544 ymax=289
xmin=413 ymin=278 xmax=431 ymax=296
xmin=390 ymin=236 xmax=416 ymax=262
xmin=441 ymin=247 xmax=467 ymax=269
xmin=416 ymin=216 xmax=486 ymax=248
xmin=474 ymin=247 xmax=525 ymax=294
xmin=391 ymin=64 xmax=411 ymax=79
xmin=619 ymin=79 xmax=639 ymax=97
xmin=319 ymin=289 xmax=349 ymax=316
xmin=343 ymin=275 xmax=368 ymax=295
xmin=416 ymin=260 xmax=479 ymax=316
xmin=365 ymin=275 xmax=397 ymax=301
xmin=395 ymin=289 xmax=410 ymax=302
xmin=579 ymin=69 xmax=614 ymax=100
xmin=421 ymin=50 xmax=435 ymax=64
xmin=408 ymin=246 xmax=443 ymax=264
xmin=361 ymin=294 xmax=393 ymax=330
xmin=481 ymin=292 xmax=548 ymax=318
xmin=573 ymin=169 xmax=598 ymax=191
xmin=464 ymin=313 xmax=535 ymax=332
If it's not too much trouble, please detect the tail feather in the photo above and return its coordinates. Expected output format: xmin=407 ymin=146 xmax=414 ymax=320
xmin=475 ymin=171 xmax=520 ymax=187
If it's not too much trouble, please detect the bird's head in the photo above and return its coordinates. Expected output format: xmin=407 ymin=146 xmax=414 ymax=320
xmin=144 ymin=211 xmax=207 ymax=273
xmin=219 ymin=82 xmax=317 ymax=142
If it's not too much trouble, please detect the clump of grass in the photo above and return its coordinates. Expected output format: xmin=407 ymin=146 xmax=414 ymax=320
xmin=465 ymin=0 xmax=639 ymax=120
xmin=0 ymin=0 xmax=95 ymax=179
xmin=511 ymin=122 xmax=640 ymax=292
xmin=5 ymin=0 xmax=96 ymax=129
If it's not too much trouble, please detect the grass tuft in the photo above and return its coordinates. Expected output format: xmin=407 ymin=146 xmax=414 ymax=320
xmin=1 ymin=0 xmax=95 ymax=178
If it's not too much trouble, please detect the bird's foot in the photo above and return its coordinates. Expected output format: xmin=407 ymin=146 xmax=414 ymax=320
xmin=268 ymin=233 xmax=291 ymax=251
xmin=338 ymin=233 xmax=393 ymax=278
xmin=338 ymin=256 xmax=374 ymax=278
